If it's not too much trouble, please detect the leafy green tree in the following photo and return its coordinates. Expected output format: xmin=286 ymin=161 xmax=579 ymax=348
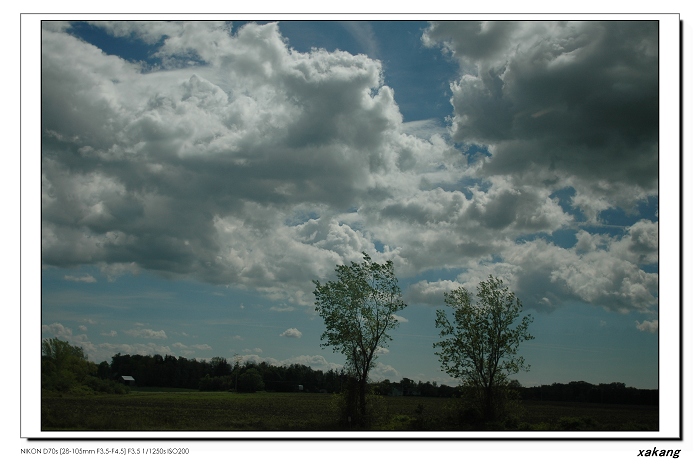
xmin=41 ymin=337 xmax=94 ymax=391
xmin=313 ymin=253 xmax=406 ymax=427
xmin=209 ymin=356 xmax=233 ymax=377
xmin=237 ymin=368 xmax=265 ymax=393
xmin=434 ymin=275 xmax=534 ymax=424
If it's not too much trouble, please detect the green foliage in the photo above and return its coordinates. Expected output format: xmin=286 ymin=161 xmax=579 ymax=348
xmin=434 ymin=276 xmax=533 ymax=423
xmin=237 ymin=368 xmax=265 ymax=393
xmin=42 ymin=337 xmax=94 ymax=392
xmin=42 ymin=338 xmax=128 ymax=395
xmin=383 ymin=414 xmax=416 ymax=430
xmin=198 ymin=374 xmax=233 ymax=391
xmin=83 ymin=375 xmax=130 ymax=394
xmin=313 ymin=252 xmax=406 ymax=426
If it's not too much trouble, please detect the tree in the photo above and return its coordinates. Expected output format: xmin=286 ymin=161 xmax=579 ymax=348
xmin=209 ymin=356 xmax=233 ymax=377
xmin=313 ymin=252 xmax=406 ymax=426
xmin=434 ymin=275 xmax=534 ymax=423
xmin=41 ymin=337 xmax=94 ymax=391
xmin=237 ymin=368 xmax=265 ymax=393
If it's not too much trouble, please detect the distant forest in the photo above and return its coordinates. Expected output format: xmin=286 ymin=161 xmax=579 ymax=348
xmin=41 ymin=337 xmax=658 ymax=406
xmin=100 ymin=352 xmax=658 ymax=406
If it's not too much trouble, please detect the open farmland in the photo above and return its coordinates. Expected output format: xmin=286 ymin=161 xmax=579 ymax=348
xmin=41 ymin=391 xmax=658 ymax=432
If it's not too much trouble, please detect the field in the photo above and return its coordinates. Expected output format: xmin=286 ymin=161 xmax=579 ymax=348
xmin=41 ymin=390 xmax=658 ymax=432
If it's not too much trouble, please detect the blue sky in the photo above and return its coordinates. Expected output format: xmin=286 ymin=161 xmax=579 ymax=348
xmin=40 ymin=20 xmax=662 ymax=389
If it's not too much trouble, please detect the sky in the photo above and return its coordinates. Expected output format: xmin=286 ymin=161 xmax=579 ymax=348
xmin=40 ymin=19 xmax=662 ymax=389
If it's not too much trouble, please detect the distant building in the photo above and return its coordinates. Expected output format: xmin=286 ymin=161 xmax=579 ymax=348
xmin=120 ymin=375 xmax=136 ymax=386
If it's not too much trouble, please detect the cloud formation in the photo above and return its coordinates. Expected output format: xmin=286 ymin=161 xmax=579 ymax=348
xmin=41 ymin=21 xmax=658 ymax=318
xmin=280 ymin=328 xmax=302 ymax=338
xmin=124 ymin=328 xmax=168 ymax=339
xmin=423 ymin=21 xmax=658 ymax=220
xmin=636 ymin=319 xmax=658 ymax=333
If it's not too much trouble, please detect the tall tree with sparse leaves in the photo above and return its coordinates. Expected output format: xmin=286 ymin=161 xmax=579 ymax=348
xmin=434 ymin=275 xmax=534 ymax=423
xmin=313 ymin=253 xmax=406 ymax=427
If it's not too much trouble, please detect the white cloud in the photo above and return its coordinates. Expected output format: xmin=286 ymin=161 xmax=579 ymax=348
xmin=280 ymin=328 xmax=302 ymax=338
xmin=41 ymin=21 xmax=658 ymax=319
xmin=401 ymin=119 xmax=449 ymax=140
xmin=125 ymin=328 xmax=168 ymax=339
xmin=42 ymin=322 xmax=73 ymax=339
xmin=636 ymin=319 xmax=658 ymax=333
xmin=282 ymin=354 xmax=343 ymax=372
xmin=370 ymin=361 xmax=399 ymax=380
xmin=64 ymin=274 xmax=96 ymax=283
xmin=191 ymin=344 xmax=213 ymax=350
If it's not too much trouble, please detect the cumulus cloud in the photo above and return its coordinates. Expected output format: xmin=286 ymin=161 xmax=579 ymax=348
xmin=280 ymin=328 xmax=302 ymax=338
xmin=636 ymin=319 xmax=658 ymax=333
xmin=371 ymin=361 xmax=400 ymax=380
xmin=42 ymin=322 xmax=73 ymax=339
xmin=423 ymin=21 xmax=658 ymax=220
xmin=125 ymin=328 xmax=168 ymax=339
xmin=41 ymin=20 xmax=658 ymax=318
xmin=42 ymin=21 xmax=458 ymax=302
xmin=408 ymin=217 xmax=658 ymax=314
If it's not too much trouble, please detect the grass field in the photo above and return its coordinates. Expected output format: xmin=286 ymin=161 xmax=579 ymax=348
xmin=41 ymin=390 xmax=658 ymax=432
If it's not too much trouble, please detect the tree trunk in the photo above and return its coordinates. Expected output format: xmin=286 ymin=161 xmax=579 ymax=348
xmin=358 ymin=377 xmax=368 ymax=426
xmin=484 ymin=384 xmax=493 ymax=422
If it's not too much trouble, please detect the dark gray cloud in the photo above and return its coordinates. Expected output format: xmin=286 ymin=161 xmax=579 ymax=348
xmin=424 ymin=21 xmax=659 ymax=219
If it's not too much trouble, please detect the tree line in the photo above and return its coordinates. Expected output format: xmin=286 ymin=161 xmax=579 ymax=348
xmin=42 ymin=337 xmax=657 ymax=407
xmin=514 ymin=380 xmax=658 ymax=406
xmin=42 ymin=343 xmax=461 ymax=397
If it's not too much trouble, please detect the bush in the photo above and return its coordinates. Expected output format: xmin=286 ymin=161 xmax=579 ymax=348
xmin=83 ymin=376 xmax=130 ymax=394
